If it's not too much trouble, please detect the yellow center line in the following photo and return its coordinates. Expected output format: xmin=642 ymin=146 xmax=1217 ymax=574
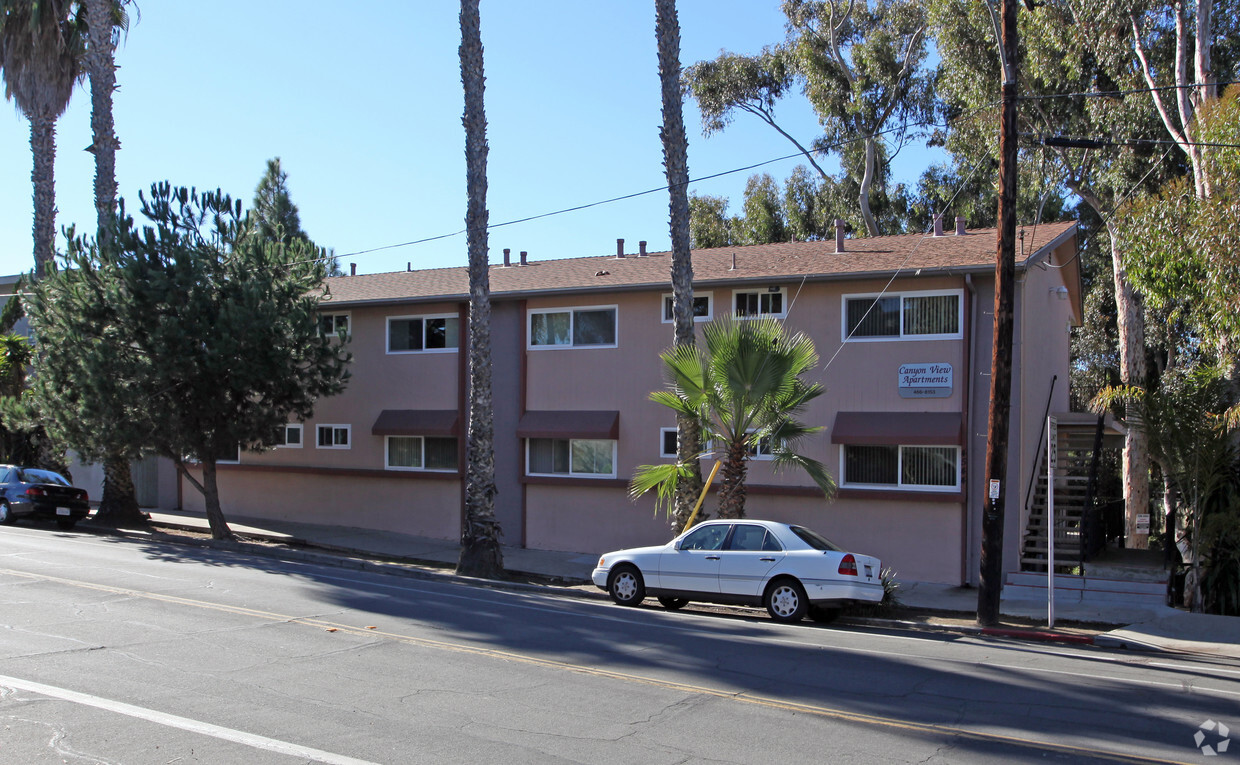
xmin=2 ymin=567 xmax=1197 ymax=765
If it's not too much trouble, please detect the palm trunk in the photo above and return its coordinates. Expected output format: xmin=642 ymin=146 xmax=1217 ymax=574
xmin=715 ymin=441 xmax=750 ymax=519
xmin=84 ymin=0 xmax=142 ymax=525
xmin=656 ymin=0 xmax=704 ymax=534
xmin=84 ymin=0 xmax=119 ymax=249
xmin=30 ymin=115 xmax=58 ymax=279
xmin=91 ymin=454 xmax=147 ymax=526
xmin=456 ymin=0 xmax=503 ymax=579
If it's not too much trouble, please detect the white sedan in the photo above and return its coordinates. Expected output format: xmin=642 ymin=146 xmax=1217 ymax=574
xmin=592 ymin=519 xmax=884 ymax=623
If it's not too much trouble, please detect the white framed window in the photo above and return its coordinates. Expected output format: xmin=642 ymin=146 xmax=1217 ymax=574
xmin=733 ymin=287 xmax=786 ymax=318
xmin=746 ymin=432 xmax=779 ymax=461
xmin=660 ymin=427 xmax=678 ymax=458
xmin=842 ymin=289 xmax=963 ymax=341
xmin=527 ymin=438 xmax=616 ymax=478
xmin=320 ymin=313 xmax=350 ymax=337
xmin=661 ymin=293 xmax=713 ymax=323
xmin=316 ymin=424 xmax=351 ymax=449
xmin=841 ymin=444 xmax=960 ymax=491
xmin=387 ymin=314 xmax=460 ymax=354
xmin=215 ymin=444 xmax=241 ymax=465
xmin=276 ymin=424 xmax=303 ymax=448
xmin=528 ymin=306 xmax=617 ymax=349
xmin=386 ymin=436 xmax=458 ymax=471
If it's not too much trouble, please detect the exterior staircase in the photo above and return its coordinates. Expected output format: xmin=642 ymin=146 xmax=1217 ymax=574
xmin=1019 ymin=423 xmax=1100 ymax=573
xmin=1005 ymin=549 xmax=1170 ymax=609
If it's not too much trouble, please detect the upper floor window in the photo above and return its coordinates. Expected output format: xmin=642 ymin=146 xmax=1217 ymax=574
xmin=529 ymin=306 xmax=617 ymax=349
xmin=388 ymin=314 xmax=459 ymax=354
xmin=662 ymin=293 xmax=712 ymax=323
xmin=843 ymin=290 xmax=962 ymax=341
xmin=841 ymin=444 xmax=959 ymax=491
xmin=276 ymin=424 xmax=303 ymax=448
xmin=660 ymin=427 xmax=678 ymax=459
xmin=734 ymin=288 xmax=785 ymax=318
xmin=316 ymin=424 xmax=351 ymax=449
xmin=386 ymin=436 xmax=458 ymax=471
xmin=320 ymin=313 xmax=350 ymax=337
xmin=527 ymin=437 xmax=616 ymax=478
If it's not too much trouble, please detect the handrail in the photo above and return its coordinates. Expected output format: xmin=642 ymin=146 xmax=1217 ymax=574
xmin=1023 ymin=375 xmax=1058 ymax=516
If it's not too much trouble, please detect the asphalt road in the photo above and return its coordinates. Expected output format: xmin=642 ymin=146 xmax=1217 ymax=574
xmin=1 ymin=524 xmax=1237 ymax=765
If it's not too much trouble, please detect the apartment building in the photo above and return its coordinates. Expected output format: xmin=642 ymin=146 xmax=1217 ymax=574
xmin=183 ymin=219 xmax=1081 ymax=585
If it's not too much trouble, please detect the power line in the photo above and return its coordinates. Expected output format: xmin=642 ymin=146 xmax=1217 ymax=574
xmin=1016 ymin=80 xmax=1236 ymax=101
xmin=1030 ymin=135 xmax=1240 ymax=150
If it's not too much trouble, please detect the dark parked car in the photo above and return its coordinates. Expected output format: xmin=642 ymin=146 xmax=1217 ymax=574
xmin=0 ymin=466 xmax=91 ymax=530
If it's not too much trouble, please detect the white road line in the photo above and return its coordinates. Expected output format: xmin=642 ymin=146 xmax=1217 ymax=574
xmin=0 ymin=674 xmax=381 ymax=765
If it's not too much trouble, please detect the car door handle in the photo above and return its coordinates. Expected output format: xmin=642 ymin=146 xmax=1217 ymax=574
xmin=705 ymin=555 xmax=720 ymax=560
xmin=760 ymin=557 xmax=776 ymax=562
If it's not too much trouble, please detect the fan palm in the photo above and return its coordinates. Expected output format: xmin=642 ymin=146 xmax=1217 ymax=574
xmin=632 ymin=316 xmax=835 ymax=520
xmin=0 ymin=0 xmax=84 ymax=278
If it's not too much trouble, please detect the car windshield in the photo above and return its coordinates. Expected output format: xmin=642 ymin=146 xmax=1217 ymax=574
xmin=789 ymin=525 xmax=844 ymax=552
xmin=17 ymin=468 xmax=70 ymax=486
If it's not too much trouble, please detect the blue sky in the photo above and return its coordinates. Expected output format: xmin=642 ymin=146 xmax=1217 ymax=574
xmin=0 ymin=1 xmax=943 ymax=277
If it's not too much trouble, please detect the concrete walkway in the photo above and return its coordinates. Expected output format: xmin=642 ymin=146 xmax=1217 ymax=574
xmin=129 ymin=510 xmax=1238 ymax=660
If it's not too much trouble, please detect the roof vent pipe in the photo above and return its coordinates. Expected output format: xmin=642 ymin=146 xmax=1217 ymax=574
xmin=730 ymin=252 xmax=737 ymax=270
xmin=956 ymin=216 xmax=967 ymax=236
xmin=616 ymin=238 xmax=625 ymax=259
xmin=503 ymin=248 xmax=511 ymax=267
xmin=407 ymin=262 xmax=411 ymax=272
xmin=639 ymin=240 xmax=647 ymax=257
xmin=834 ymin=219 xmax=846 ymax=253
xmin=519 ymin=250 xmax=528 ymax=266
xmin=933 ymin=214 xmax=944 ymax=237
xmin=350 ymin=263 xmax=357 ymax=276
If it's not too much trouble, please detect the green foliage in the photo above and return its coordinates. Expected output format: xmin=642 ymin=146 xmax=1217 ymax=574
xmin=736 ymin=173 xmax=787 ymax=245
xmin=26 ymin=182 xmax=352 ymax=531
xmin=631 ymin=316 xmax=834 ymax=519
xmin=1119 ymin=87 xmax=1240 ymax=350
xmin=688 ymin=193 xmax=735 ymax=249
xmin=250 ymin=157 xmax=342 ymax=277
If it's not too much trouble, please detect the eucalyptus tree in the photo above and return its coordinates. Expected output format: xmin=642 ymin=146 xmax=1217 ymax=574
xmin=456 ymin=0 xmax=503 ymax=578
xmin=631 ymin=317 xmax=835 ymax=520
xmin=928 ymin=0 xmax=1177 ymax=548
xmin=655 ymin=0 xmax=704 ymax=533
xmin=684 ymin=0 xmax=935 ymax=237
xmin=688 ymin=193 xmax=735 ymax=249
xmin=736 ymin=173 xmax=788 ymax=245
xmin=0 ymin=0 xmax=83 ymax=278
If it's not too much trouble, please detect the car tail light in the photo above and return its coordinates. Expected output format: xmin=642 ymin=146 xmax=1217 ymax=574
xmin=81 ymin=491 xmax=89 ymax=503
xmin=26 ymin=487 xmax=46 ymax=498
xmin=838 ymin=554 xmax=858 ymax=576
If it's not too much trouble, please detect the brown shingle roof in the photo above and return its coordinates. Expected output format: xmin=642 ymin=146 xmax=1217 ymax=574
xmin=324 ymin=220 xmax=1077 ymax=307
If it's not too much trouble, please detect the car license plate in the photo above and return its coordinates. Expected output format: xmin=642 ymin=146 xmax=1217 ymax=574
xmin=56 ymin=507 xmax=70 ymax=516
xmin=864 ymin=565 xmax=873 ymax=577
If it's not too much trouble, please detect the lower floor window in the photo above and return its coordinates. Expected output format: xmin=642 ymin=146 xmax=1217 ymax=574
xmin=386 ymin=436 xmax=458 ymax=471
xmin=527 ymin=438 xmax=615 ymax=478
xmin=842 ymin=444 xmax=959 ymax=490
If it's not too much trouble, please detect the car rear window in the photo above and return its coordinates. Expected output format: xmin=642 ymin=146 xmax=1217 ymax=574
xmin=789 ymin=525 xmax=844 ymax=552
xmin=17 ymin=469 xmax=71 ymax=486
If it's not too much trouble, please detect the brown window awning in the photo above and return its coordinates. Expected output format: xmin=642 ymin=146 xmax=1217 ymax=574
xmin=517 ymin=410 xmax=620 ymax=440
xmin=372 ymin=410 xmax=460 ymax=437
xmin=831 ymin=411 xmax=963 ymax=446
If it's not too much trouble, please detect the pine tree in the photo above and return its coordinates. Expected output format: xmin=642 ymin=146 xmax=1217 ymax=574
xmin=28 ymin=184 xmax=352 ymax=539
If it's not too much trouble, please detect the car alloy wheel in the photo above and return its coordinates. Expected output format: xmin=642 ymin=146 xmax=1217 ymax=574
xmin=608 ymin=565 xmax=645 ymax=607
xmin=0 ymin=502 xmax=11 ymax=525
xmin=765 ymin=579 xmax=808 ymax=623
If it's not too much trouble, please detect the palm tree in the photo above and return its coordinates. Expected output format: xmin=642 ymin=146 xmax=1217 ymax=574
xmin=654 ymin=0 xmax=705 ymax=535
xmin=455 ymin=0 xmax=503 ymax=578
xmin=0 ymin=0 xmax=83 ymax=279
xmin=631 ymin=316 xmax=835 ymax=519
xmin=79 ymin=0 xmax=144 ymax=526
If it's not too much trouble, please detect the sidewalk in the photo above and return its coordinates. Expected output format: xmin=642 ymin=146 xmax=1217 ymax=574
xmin=125 ymin=510 xmax=1239 ymax=660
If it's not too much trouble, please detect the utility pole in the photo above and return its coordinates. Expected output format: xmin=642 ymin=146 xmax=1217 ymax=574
xmin=978 ymin=0 xmax=1019 ymax=627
